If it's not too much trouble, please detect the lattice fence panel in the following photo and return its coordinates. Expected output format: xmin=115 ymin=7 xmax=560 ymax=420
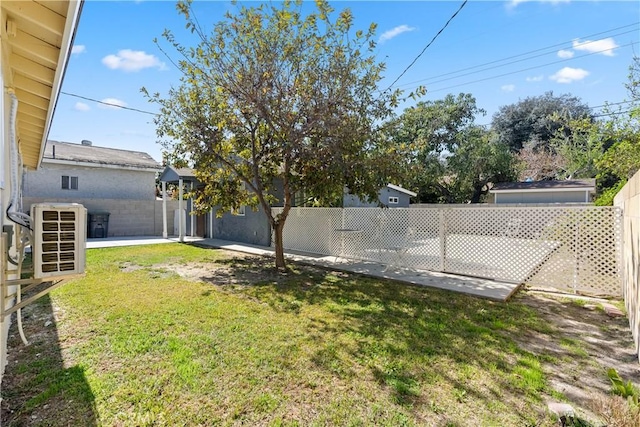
xmin=273 ymin=206 xmax=621 ymax=296
xmin=444 ymin=207 xmax=574 ymax=283
xmin=272 ymin=207 xmax=343 ymax=256
xmin=525 ymin=207 xmax=622 ymax=296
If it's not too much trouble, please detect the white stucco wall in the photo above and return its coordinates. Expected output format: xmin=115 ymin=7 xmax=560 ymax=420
xmin=1 ymin=68 xmax=9 ymax=384
xmin=24 ymin=163 xmax=158 ymax=201
xmin=1 ymin=77 xmax=19 ymax=384
xmin=614 ymin=171 xmax=640 ymax=362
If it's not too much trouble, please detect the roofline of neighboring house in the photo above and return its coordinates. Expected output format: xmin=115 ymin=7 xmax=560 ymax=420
xmin=490 ymin=187 xmax=595 ymax=194
xmin=37 ymin=0 xmax=84 ymax=169
xmin=42 ymin=158 xmax=162 ymax=172
xmin=387 ymin=183 xmax=417 ymax=197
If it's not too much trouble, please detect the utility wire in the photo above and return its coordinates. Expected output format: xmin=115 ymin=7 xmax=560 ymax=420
xmin=383 ymin=0 xmax=468 ymax=92
xmin=60 ymin=91 xmax=158 ymax=116
xmin=407 ymin=41 xmax=637 ymax=95
xmin=592 ymin=109 xmax=636 ymax=118
xmin=396 ymin=23 xmax=638 ymax=88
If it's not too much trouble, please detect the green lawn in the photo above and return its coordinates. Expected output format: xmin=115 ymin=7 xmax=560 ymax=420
xmin=1 ymin=243 xmax=629 ymax=426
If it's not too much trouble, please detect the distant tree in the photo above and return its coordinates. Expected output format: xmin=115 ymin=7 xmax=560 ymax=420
xmin=144 ymin=0 xmax=401 ymax=269
xmin=390 ymin=94 xmax=516 ymax=202
xmin=515 ymin=146 xmax=567 ymax=181
xmin=446 ymin=127 xmax=517 ymax=203
xmin=491 ymin=91 xmax=593 ymax=152
xmin=549 ymin=115 xmax=603 ymax=180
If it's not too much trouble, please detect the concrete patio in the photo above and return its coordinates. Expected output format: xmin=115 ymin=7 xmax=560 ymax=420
xmin=87 ymin=236 xmax=521 ymax=301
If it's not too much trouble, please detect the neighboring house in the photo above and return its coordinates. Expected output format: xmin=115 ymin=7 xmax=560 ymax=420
xmin=489 ymin=179 xmax=596 ymax=204
xmin=1 ymin=0 xmax=82 ymax=385
xmin=159 ymin=164 xmax=417 ymax=246
xmin=159 ymin=166 xmax=273 ymax=246
xmin=23 ymin=140 xmax=174 ymax=237
xmin=343 ymin=183 xmax=417 ymax=208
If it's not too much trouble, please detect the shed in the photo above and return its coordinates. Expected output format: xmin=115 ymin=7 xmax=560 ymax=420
xmin=343 ymin=183 xmax=417 ymax=207
xmin=489 ymin=179 xmax=596 ymax=204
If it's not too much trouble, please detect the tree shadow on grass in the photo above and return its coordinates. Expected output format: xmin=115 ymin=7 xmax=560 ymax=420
xmin=1 ymin=291 xmax=98 ymax=426
xmin=212 ymin=256 xmax=631 ymax=425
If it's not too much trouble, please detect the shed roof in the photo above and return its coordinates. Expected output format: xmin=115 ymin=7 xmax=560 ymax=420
xmin=43 ymin=140 xmax=161 ymax=170
xmin=159 ymin=165 xmax=199 ymax=183
xmin=386 ymin=183 xmax=417 ymax=197
xmin=491 ymin=179 xmax=596 ymax=192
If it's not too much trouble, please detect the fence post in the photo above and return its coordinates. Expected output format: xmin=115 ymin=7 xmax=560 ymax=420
xmin=572 ymin=213 xmax=580 ymax=294
xmin=439 ymin=209 xmax=446 ymax=272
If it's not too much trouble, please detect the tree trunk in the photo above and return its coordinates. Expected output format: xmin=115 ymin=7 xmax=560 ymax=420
xmin=273 ymin=220 xmax=286 ymax=270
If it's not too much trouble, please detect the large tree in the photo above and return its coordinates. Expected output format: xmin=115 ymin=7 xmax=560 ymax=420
xmin=144 ymin=0 xmax=401 ymax=270
xmin=491 ymin=91 xmax=593 ymax=153
xmin=390 ymin=94 xmax=516 ymax=203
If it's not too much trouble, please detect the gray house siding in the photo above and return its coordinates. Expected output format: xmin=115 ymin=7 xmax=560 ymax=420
xmin=24 ymin=164 xmax=157 ymax=200
xmin=495 ymin=190 xmax=589 ymax=204
xmin=343 ymin=187 xmax=412 ymax=208
xmin=212 ymin=206 xmax=271 ymax=246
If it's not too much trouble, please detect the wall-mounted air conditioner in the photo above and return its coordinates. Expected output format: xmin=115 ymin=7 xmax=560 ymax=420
xmin=31 ymin=203 xmax=87 ymax=279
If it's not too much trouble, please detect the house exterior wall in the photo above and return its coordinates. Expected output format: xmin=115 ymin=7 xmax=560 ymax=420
xmin=212 ymin=206 xmax=271 ymax=247
xmin=24 ymin=197 xmax=180 ymax=237
xmin=343 ymin=187 xmax=412 ymax=208
xmin=1 ymin=71 xmax=12 ymax=384
xmin=614 ymin=170 xmax=640 ymax=362
xmin=494 ymin=190 xmax=589 ymax=204
xmin=24 ymin=163 xmax=157 ymax=200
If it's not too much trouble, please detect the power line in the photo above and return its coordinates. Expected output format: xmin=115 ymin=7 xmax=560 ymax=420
xmin=406 ymin=41 xmax=637 ymax=95
xmin=60 ymin=91 xmax=158 ymax=116
xmin=383 ymin=0 xmax=468 ymax=93
xmin=592 ymin=109 xmax=636 ymax=118
xmin=395 ymin=23 xmax=639 ymax=89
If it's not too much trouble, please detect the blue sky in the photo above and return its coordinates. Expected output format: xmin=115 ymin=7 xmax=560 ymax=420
xmin=49 ymin=0 xmax=640 ymax=162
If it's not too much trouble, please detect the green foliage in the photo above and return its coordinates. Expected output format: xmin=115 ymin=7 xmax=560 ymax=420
xmin=144 ymin=0 xmax=402 ymax=268
xmin=594 ymin=179 xmax=627 ymax=206
xmin=389 ymin=93 xmax=517 ymax=203
xmin=607 ymin=368 xmax=639 ymax=406
xmin=550 ymin=116 xmax=602 ymax=180
xmin=491 ymin=91 xmax=593 ymax=153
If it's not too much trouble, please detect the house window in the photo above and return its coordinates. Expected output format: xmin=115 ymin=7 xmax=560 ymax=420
xmin=232 ymin=205 xmax=246 ymax=216
xmin=61 ymin=175 xmax=78 ymax=190
xmin=232 ymin=182 xmax=246 ymax=216
xmin=389 ymin=196 xmax=399 ymax=204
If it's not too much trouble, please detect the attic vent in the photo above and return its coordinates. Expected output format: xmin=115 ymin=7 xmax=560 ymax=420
xmin=81 ymin=140 xmax=92 ymax=146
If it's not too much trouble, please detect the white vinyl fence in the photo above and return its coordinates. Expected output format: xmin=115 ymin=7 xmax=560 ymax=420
xmin=272 ymin=206 xmax=622 ymax=297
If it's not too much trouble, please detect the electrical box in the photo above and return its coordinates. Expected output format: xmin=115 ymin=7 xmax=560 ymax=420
xmin=31 ymin=203 xmax=87 ymax=279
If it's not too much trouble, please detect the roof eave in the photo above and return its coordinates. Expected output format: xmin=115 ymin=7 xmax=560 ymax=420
xmin=43 ymin=157 xmax=162 ymax=172
xmin=35 ymin=0 xmax=83 ymax=170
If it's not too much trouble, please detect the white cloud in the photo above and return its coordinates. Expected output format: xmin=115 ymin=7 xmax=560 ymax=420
xmin=74 ymin=102 xmax=90 ymax=111
xmin=71 ymin=45 xmax=86 ymax=55
xmin=101 ymin=49 xmax=165 ymax=72
xmin=572 ymin=38 xmax=619 ymax=56
xmin=501 ymin=84 xmax=516 ymax=92
xmin=508 ymin=0 xmax=569 ymax=9
xmin=379 ymin=25 xmax=416 ymax=43
xmin=557 ymin=49 xmax=574 ymax=59
xmin=549 ymin=67 xmax=589 ymax=84
xmin=99 ymin=98 xmax=128 ymax=110
xmin=526 ymin=75 xmax=544 ymax=82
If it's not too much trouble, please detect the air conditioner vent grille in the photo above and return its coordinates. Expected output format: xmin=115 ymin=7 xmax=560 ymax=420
xmin=32 ymin=204 xmax=86 ymax=279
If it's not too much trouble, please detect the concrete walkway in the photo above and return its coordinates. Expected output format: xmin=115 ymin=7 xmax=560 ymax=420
xmin=87 ymin=236 xmax=521 ymax=301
